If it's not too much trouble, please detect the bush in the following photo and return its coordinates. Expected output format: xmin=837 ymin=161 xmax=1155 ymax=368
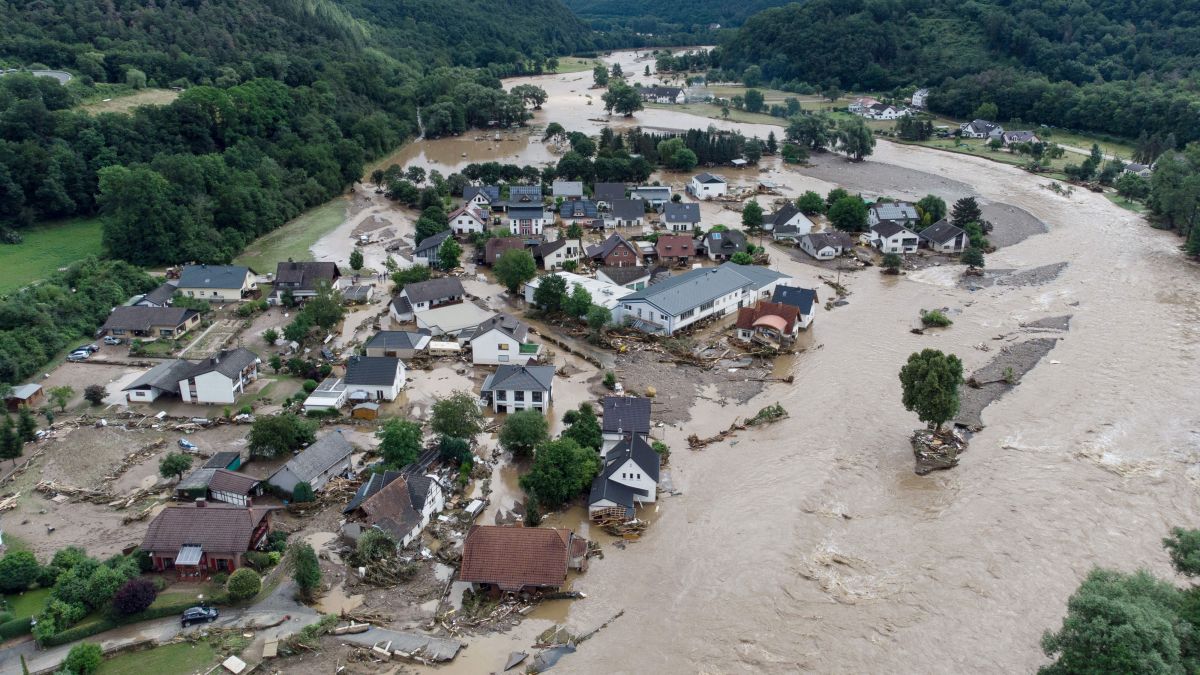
xmin=0 ymin=615 xmax=33 ymax=639
xmin=302 ymin=379 xmax=318 ymax=393
xmin=267 ymin=531 xmax=289 ymax=553
xmin=602 ymin=371 xmax=617 ymax=390
xmin=291 ymin=482 xmax=315 ymax=503
xmin=921 ymin=310 xmax=953 ymax=327
xmin=82 ymin=384 xmax=107 ymax=406
xmin=245 ymin=551 xmax=273 ymax=572
xmin=268 ymin=551 xmax=282 ymax=566
xmin=292 ymin=543 xmax=322 ymax=601
xmin=64 ymin=642 xmax=103 ymax=675
xmin=210 ymin=572 xmax=228 ymax=587
xmin=112 ymin=578 xmax=157 ymax=615
xmin=226 ymin=568 xmax=262 ymax=601
xmin=0 ymin=550 xmax=42 ymax=593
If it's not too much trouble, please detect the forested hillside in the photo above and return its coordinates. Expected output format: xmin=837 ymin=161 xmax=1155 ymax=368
xmin=0 ymin=0 xmax=588 ymax=263
xmin=719 ymin=0 xmax=1200 ymax=144
xmin=566 ymin=0 xmax=790 ymax=32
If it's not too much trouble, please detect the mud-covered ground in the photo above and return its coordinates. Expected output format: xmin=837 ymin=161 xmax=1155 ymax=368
xmin=956 ymin=336 xmax=1064 ymax=430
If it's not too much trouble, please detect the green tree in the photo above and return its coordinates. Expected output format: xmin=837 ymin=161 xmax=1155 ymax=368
xmin=498 ymin=410 xmax=549 ymax=458
xmin=438 ymin=238 xmax=462 ymax=270
xmin=392 ymin=265 xmax=432 ymax=289
xmin=916 ymin=195 xmax=947 ymax=223
xmin=494 ymin=249 xmax=536 ymax=293
xmin=1164 ymin=528 xmax=1200 ymax=577
xmin=124 ymin=68 xmax=147 ymax=90
xmin=159 ymin=452 xmax=193 ymax=481
xmin=430 ymin=391 xmax=485 ymax=442
xmin=744 ymin=88 xmax=764 ymax=113
xmin=668 ymin=148 xmax=698 ymax=172
xmin=593 ymin=64 xmax=609 ymax=87
xmin=292 ymin=542 xmax=322 ymax=601
xmin=377 ymin=419 xmax=423 ymax=469
xmin=349 ymin=249 xmax=364 ymax=271
xmin=602 ymin=81 xmax=643 ymax=116
xmin=828 ymin=195 xmax=868 ymax=232
xmin=586 ymin=305 xmax=611 ymax=336
xmin=742 ymin=200 xmax=764 ymax=234
xmin=1116 ymin=173 xmax=1150 ymax=200
xmin=566 ymin=222 xmax=583 ymax=239
xmin=226 ymin=568 xmax=262 ymax=601
xmin=83 ymin=384 xmax=106 ymax=406
xmin=268 ymin=355 xmax=282 ymax=373
xmin=796 ymin=191 xmax=825 ymax=214
xmin=16 ymin=408 xmax=37 ymax=443
xmin=533 ymin=274 xmax=568 ymax=312
xmin=972 ymin=102 xmax=998 ymax=121
xmin=0 ymin=418 xmax=22 ymax=462
xmin=743 ymin=138 xmax=763 ymax=164
xmin=0 ymin=550 xmax=41 ymax=593
xmin=561 ymin=403 xmax=602 ymax=451
xmin=248 ymin=414 xmax=317 ymax=458
xmin=786 ymin=114 xmax=831 ymax=150
xmin=63 ymin=643 xmax=103 ymax=675
xmin=291 ymin=481 xmax=315 ymax=502
xmin=836 ymin=117 xmax=876 ymax=161
xmin=298 ymin=282 xmax=344 ymax=330
xmin=881 ymin=252 xmax=902 ymax=272
xmin=48 ymin=386 xmax=73 ymax=412
xmin=731 ymin=251 xmax=754 ymax=265
xmin=950 ymin=197 xmax=982 ymax=228
xmin=542 ymin=122 xmax=566 ymax=143
xmin=961 ymin=247 xmax=985 ymax=269
xmin=563 ymin=284 xmax=592 ymax=318
xmin=898 ymin=349 xmax=964 ymax=430
xmin=518 ymin=438 xmax=601 ymax=509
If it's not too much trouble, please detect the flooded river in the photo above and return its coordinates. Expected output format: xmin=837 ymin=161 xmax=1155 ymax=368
xmin=302 ymin=50 xmax=1200 ymax=673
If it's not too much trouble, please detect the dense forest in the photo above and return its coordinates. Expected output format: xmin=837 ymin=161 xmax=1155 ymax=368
xmin=565 ymin=0 xmax=790 ymax=40
xmin=719 ymin=0 xmax=1200 ymax=144
xmin=0 ymin=0 xmax=588 ymax=262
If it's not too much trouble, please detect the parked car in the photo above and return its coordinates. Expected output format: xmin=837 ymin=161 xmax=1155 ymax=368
xmin=103 ymin=336 xmax=123 ymax=345
xmin=180 ymin=606 xmax=218 ymax=627
xmin=66 ymin=351 xmax=90 ymax=362
xmin=177 ymin=438 xmax=198 ymax=451
xmin=74 ymin=344 xmax=99 ymax=353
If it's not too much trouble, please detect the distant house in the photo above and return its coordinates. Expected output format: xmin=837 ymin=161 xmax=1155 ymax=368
xmin=762 ymin=203 xmax=812 ymax=235
xmin=911 ymin=88 xmax=929 ymax=108
xmin=414 ymin=303 xmax=493 ymax=337
xmin=448 ymin=206 xmax=488 ymax=235
xmin=771 ymin=285 xmax=817 ymax=330
xmin=630 ymin=186 xmax=672 ymax=207
xmin=918 ymin=219 xmax=968 ymax=253
xmin=688 ymin=172 xmax=727 ymax=199
xmin=267 ymin=430 xmax=354 ymax=496
xmin=344 ymin=356 xmax=406 ymax=402
xmin=506 ymin=205 xmax=551 ymax=236
xmin=593 ymin=182 xmax=626 ymax=208
xmin=596 ymin=266 xmax=651 ymax=291
xmin=1124 ymin=163 xmax=1153 ymax=178
xmin=848 ymin=97 xmax=881 ymax=114
xmin=272 ymin=261 xmax=341 ymax=302
xmin=466 ymin=313 xmax=541 ymax=365
xmin=613 ymin=263 xmax=790 ymax=336
xmin=365 ymin=330 xmax=431 ymax=358
xmin=552 ymin=180 xmax=584 ymax=201
xmin=601 ymin=395 xmax=651 ymax=453
xmin=587 ymin=233 xmax=641 ymax=268
xmin=871 ymin=220 xmax=920 ymax=254
xmin=735 ymin=300 xmax=801 ymax=346
xmin=175 ymin=265 xmax=257 ymax=303
xmin=798 ymin=232 xmax=854 ymax=260
xmin=135 ymin=282 xmax=177 ymax=308
xmin=655 ymin=234 xmax=695 ymax=266
xmin=101 ymin=306 xmax=200 ymax=340
xmin=1001 ymin=130 xmax=1040 ymax=146
xmin=141 ymin=503 xmax=272 ymax=578
xmin=480 ymin=364 xmax=555 ymax=414
xmin=507 ymin=185 xmax=543 ymax=207
xmin=697 ymin=229 xmax=747 ymax=261
xmin=464 ymin=185 xmax=503 ymax=211
xmin=637 ymin=86 xmax=685 ymax=104
xmin=459 ymin=525 xmax=588 ymax=593
xmin=661 ymin=202 xmax=700 ymax=232
xmin=534 ymin=238 xmax=583 ymax=271
xmin=523 ymin=272 xmax=634 ymax=311
xmin=389 ymin=278 xmax=465 ymax=322
xmin=178 ymin=348 xmax=260 ymax=405
xmin=558 ymin=199 xmax=599 ymax=223
xmin=588 ymin=435 xmax=661 ymax=520
xmin=342 ymin=471 xmax=445 ymax=548
xmin=413 ymin=230 xmax=454 ymax=268
xmin=607 ymin=199 xmax=645 ymax=228
xmin=482 ymin=237 xmax=529 ymax=265
xmin=960 ymin=119 xmax=1003 ymax=140
xmin=867 ymin=201 xmax=920 ymax=228
xmin=4 ymin=383 xmax=43 ymax=412
xmin=862 ymin=103 xmax=907 ymax=120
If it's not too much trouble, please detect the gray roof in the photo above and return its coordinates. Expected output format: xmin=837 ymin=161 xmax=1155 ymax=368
xmin=631 ymin=186 xmax=671 ymax=197
xmin=602 ymin=396 xmax=651 ymax=435
xmin=702 ymin=229 xmax=747 ymax=255
xmin=342 ymin=285 xmax=373 ymax=302
xmin=507 ymin=185 xmax=542 ymax=206
xmin=344 ymin=356 xmax=402 ymax=386
xmin=481 ymin=365 xmax=555 ymax=393
xmin=533 ymin=238 xmax=572 ymax=258
xmin=7 ymin=384 xmax=40 ymax=400
xmin=123 ymin=358 xmax=193 ymax=392
xmin=468 ymin=313 xmax=530 ymax=342
xmin=662 ymin=202 xmax=700 ymax=224
xmin=204 ymin=451 xmax=243 ymax=469
xmin=772 ymin=286 xmax=817 ymax=315
xmin=552 ymin=180 xmax=583 ymax=197
xmin=764 ymin=203 xmax=803 ymax=228
xmin=142 ymin=282 xmax=177 ymax=306
xmin=407 ymin=474 xmax=435 ymax=510
xmin=610 ymin=199 xmax=644 ymax=221
xmin=593 ymin=183 xmax=626 ymax=204
xmin=598 ymin=266 xmax=650 ymax=286
xmin=103 ymin=306 xmax=198 ymax=332
xmin=963 ymin=119 xmax=1001 ymax=135
xmin=507 ymin=205 xmax=547 ymax=219
xmin=919 ymin=219 xmax=966 ymax=244
xmin=693 ymin=172 xmax=725 ymax=184
xmin=802 ymin=232 xmax=853 ymax=251
xmin=869 ymin=202 xmax=919 ymax=222
xmin=179 ymin=348 xmax=259 ymax=382
xmin=588 ymin=473 xmax=639 ymax=514
xmin=464 ymin=185 xmax=501 ymax=204
xmin=343 ymin=470 xmax=403 ymax=513
xmin=1003 ymin=130 xmax=1039 ymax=143
xmin=366 ymin=330 xmax=430 ymax=351
xmin=414 ymin=230 xmax=452 ymax=256
xmin=277 ymin=431 xmax=354 ymax=484
xmin=177 ymin=265 xmax=250 ymax=290
xmin=177 ymin=468 xmax=217 ymax=492
xmin=274 ymin=261 xmax=340 ymax=291
xmin=606 ymin=434 xmax=660 ymax=483
xmin=872 ymin=220 xmax=915 ymax=238
xmin=620 ymin=262 xmax=786 ymax=315
xmin=559 ymin=200 xmax=598 ymax=219
xmin=402 ymin=277 xmax=465 ymax=304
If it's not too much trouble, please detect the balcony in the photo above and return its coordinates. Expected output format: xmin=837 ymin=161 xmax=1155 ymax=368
xmin=519 ymin=343 xmax=541 ymax=355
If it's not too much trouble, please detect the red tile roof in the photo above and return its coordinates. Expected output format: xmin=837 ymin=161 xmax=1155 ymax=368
xmin=140 ymin=503 xmax=271 ymax=554
xmin=735 ymin=301 xmax=800 ymax=333
xmin=655 ymin=234 xmax=696 ymax=258
xmin=459 ymin=525 xmax=575 ymax=591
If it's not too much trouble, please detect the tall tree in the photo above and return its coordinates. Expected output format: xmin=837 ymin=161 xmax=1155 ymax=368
xmin=498 ymin=410 xmax=549 ymax=458
xmin=378 ymin=419 xmax=423 ymax=469
xmin=951 ymin=197 xmax=983 ymax=228
xmin=898 ymin=349 xmax=964 ymax=430
xmin=836 ymin=117 xmax=876 ymax=161
xmin=494 ymin=249 xmax=536 ymax=293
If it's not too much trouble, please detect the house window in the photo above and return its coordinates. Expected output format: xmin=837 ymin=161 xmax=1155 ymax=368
xmin=497 ymin=391 xmax=507 ymax=401
xmin=680 ymin=309 xmax=695 ymax=319
xmin=532 ymin=391 xmax=542 ymax=402
xmin=700 ymin=300 xmax=714 ymax=311
xmin=498 ymin=355 xmax=509 ymax=362
xmin=216 ymin=558 xmax=229 ymax=571
xmin=514 ymin=391 xmax=525 ymax=401
xmin=498 ymin=343 xmax=509 ymax=350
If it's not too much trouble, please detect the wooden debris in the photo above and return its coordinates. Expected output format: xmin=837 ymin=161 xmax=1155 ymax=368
xmin=688 ymin=403 xmax=788 ymax=449
xmin=0 ymin=492 xmax=19 ymax=512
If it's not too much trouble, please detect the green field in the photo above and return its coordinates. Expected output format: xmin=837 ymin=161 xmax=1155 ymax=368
xmin=97 ymin=641 xmax=217 ymax=675
xmin=1106 ymin=192 xmax=1149 ymax=214
xmin=234 ymin=198 xmax=346 ymax=272
xmin=0 ymin=217 xmax=104 ymax=294
xmin=3 ymin=587 xmax=49 ymax=618
xmin=553 ymin=56 xmax=602 ymax=74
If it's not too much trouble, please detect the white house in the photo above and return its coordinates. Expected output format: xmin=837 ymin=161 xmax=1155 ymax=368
xmin=911 ymin=88 xmax=929 ymax=108
xmin=342 ymin=471 xmax=445 ymax=548
xmin=601 ymin=395 xmax=651 ymax=453
xmin=448 ymin=206 xmax=487 ymax=235
xmin=867 ymin=201 xmax=920 ymax=228
xmin=871 ymin=220 xmax=920 ymax=254
xmin=505 ymin=205 xmax=551 ymax=236
xmin=918 ymin=219 xmax=969 ymax=253
xmin=688 ymin=172 xmax=727 ymax=199
xmin=596 ymin=266 xmax=651 ymax=291
xmin=613 ymin=263 xmax=790 ymax=336
xmin=771 ymin=285 xmax=818 ymax=331
xmin=761 ymin=203 xmax=811 ymax=235
xmin=267 ymin=430 xmax=354 ymax=496
xmin=480 ymin=364 xmax=555 ymax=414
xmin=466 ymin=313 xmax=541 ymax=365
xmin=175 ymin=265 xmax=257 ymax=303
xmin=177 ymin=348 xmax=260 ymax=405
xmin=389 ymin=277 xmax=465 ymax=322
xmin=1001 ymin=130 xmax=1040 ymax=147
xmin=413 ymin=230 xmax=453 ymax=268
xmin=524 ymin=271 xmax=634 ymax=311
xmin=414 ymin=302 xmax=492 ymax=337
xmin=848 ymin=96 xmax=881 ymax=114
xmin=660 ymin=202 xmax=700 ymax=232
xmin=798 ymin=232 xmax=853 ymax=260
xmin=343 ymin=356 xmax=406 ymax=402
xmin=862 ymin=103 xmax=907 ymax=120
xmin=637 ymin=86 xmax=685 ymax=104
xmin=960 ymin=119 xmax=1003 ymax=140
xmin=303 ymin=377 xmax=348 ymax=413
xmin=588 ymin=435 xmax=661 ymax=520
xmin=533 ymin=238 xmax=583 ymax=270
xmin=464 ymin=185 xmax=503 ymax=211
xmin=122 ymin=359 xmax=194 ymax=403
xmin=607 ymin=199 xmax=646 ymax=228
xmin=630 ymin=186 xmax=672 ymax=207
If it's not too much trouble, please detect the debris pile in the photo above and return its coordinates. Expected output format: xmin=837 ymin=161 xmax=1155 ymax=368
xmin=688 ymin=402 xmax=789 ymax=449
xmin=911 ymin=428 xmax=968 ymax=475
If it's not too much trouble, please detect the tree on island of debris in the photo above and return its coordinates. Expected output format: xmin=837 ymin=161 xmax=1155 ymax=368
xmin=430 ymin=391 xmax=486 ymax=444
xmin=82 ymin=385 xmax=106 ymax=406
xmin=899 ymin=349 xmax=963 ymax=431
xmin=836 ymin=117 xmax=876 ymax=161
xmin=499 ymin=410 xmax=549 ymax=458
xmin=962 ymin=247 xmax=985 ymax=270
xmin=593 ymin=64 xmax=609 ymax=87
xmin=881 ymin=253 xmax=902 ymax=274
xmin=349 ymin=249 xmax=364 ymax=271
xmin=951 ymin=196 xmax=982 ymax=228
xmin=603 ymin=81 xmax=643 ymax=117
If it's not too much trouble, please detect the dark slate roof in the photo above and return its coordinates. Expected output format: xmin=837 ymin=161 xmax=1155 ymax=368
xmin=406 ymin=474 xmax=435 ymax=510
xmin=123 ymin=358 xmax=192 ymax=392
xmin=533 ymin=238 xmax=570 ymax=258
xmin=593 ymin=183 xmax=626 ymax=204
xmin=872 ymin=220 xmax=914 ymax=238
xmin=507 ymin=185 xmax=542 ymax=207
xmin=605 ymin=434 xmax=661 ymax=483
xmin=344 ymin=470 xmax=403 ymax=513
xmin=602 ymin=396 xmax=651 ymax=435
xmin=610 ymin=199 xmax=644 ymax=221
xmin=771 ymin=286 xmax=817 ymax=315
xmin=359 ymin=475 xmax=422 ymax=540
xmin=702 ymin=229 xmax=747 ymax=254
xmin=507 ymin=205 xmax=548 ymax=219
xmin=177 ymin=265 xmax=250 ymax=290
xmin=468 ymin=313 xmax=530 ymax=342
xmin=179 ymin=348 xmax=259 ymax=382
xmin=559 ymin=200 xmax=598 ymax=219
xmin=803 ymin=232 xmax=853 ymax=251
xmin=277 ymin=430 xmax=353 ymax=483
xmin=414 ymin=230 xmax=452 ymax=256
xmin=366 ymin=330 xmax=431 ymax=351
xmin=344 ymin=356 xmax=402 ymax=386
xmin=274 ymin=261 xmax=340 ymax=291
xmin=662 ymin=202 xmax=700 ymax=224
xmin=141 ymin=504 xmax=272 ymax=554
xmin=619 ymin=263 xmax=785 ymax=315
xmin=763 ymin=203 xmax=801 ymax=228
xmin=481 ymin=365 xmax=555 ymax=393
xmin=918 ymin=219 xmax=966 ymax=244
xmin=598 ymin=266 xmax=650 ymax=286
xmin=588 ymin=473 xmax=638 ymax=513
xmin=204 ymin=451 xmax=243 ymax=469
xmin=464 ymin=185 xmax=501 ymax=204
xmin=143 ymin=282 xmax=177 ymax=306
xmin=868 ymin=202 xmax=919 ymax=222
xmin=631 ymin=186 xmax=671 ymax=197
xmin=693 ymin=172 xmax=725 ymax=184
xmin=103 ymin=306 xmax=198 ymax=332
xmin=402 ymin=277 xmax=465 ymax=304
xmin=587 ymin=233 xmax=636 ymax=260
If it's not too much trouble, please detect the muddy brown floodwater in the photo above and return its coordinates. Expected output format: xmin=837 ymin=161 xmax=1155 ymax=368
xmin=300 ymin=50 xmax=1200 ymax=674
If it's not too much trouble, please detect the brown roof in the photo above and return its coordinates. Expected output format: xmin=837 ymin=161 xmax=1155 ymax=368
xmin=485 ymin=237 xmax=527 ymax=264
xmin=359 ymin=476 xmax=421 ymax=540
xmin=207 ymin=469 xmax=260 ymax=496
xmin=273 ymin=261 xmax=340 ymax=291
xmin=655 ymin=235 xmax=695 ymax=258
xmin=735 ymin=301 xmax=800 ymax=333
xmin=140 ymin=503 xmax=271 ymax=554
xmin=459 ymin=525 xmax=574 ymax=591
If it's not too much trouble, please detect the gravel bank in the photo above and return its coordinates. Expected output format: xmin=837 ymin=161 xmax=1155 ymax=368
xmin=955 ymin=337 xmax=1061 ymax=430
xmin=614 ymin=349 xmax=771 ymax=425
xmin=981 ymin=202 xmax=1049 ymax=248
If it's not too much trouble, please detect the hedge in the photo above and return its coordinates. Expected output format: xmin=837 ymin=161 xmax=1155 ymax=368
xmin=0 ymin=615 xmax=33 ymax=639
xmin=40 ymin=593 xmax=229 ymax=647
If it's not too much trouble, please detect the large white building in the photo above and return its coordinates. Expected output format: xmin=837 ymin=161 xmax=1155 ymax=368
xmin=177 ymin=348 xmax=260 ymax=405
xmin=613 ymin=263 xmax=790 ymax=336
xmin=480 ymin=365 xmax=555 ymax=414
xmin=688 ymin=172 xmax=727 ymax=199
xmin=523 ymin=271 xmax=635 ymax=312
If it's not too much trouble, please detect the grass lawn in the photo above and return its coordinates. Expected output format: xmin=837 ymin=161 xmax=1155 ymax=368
xmin=0 ymin=217 xmax=103 ymax=294
xmin=79 ymin=88 xmax=180 ymax=115
xmin=3 ymin=588 xmax=50 ymax=618
xmin=553 ymin=57 xmax=601 ymax=74
xmin=151 ymin=582 xmax=223 ymax=610
xmin=234 ymin=199 xmax=346 ymax=272
xmin=96 ymin=641 xmax=217 ymax=675
xmin=1106 ymin=193 xmax=1149 ymax=214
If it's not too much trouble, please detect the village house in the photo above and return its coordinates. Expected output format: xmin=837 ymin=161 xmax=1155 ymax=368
xmin=414 ymin=302 xmax=492 ymax=337
xmin=589 ymin=435 xmax=661 ymax=520
xmin=101 ymin=306 xmax=200 ymax=341
xmin=342 ymin=471 xmax=445 ymax=548
xmin=267 ymin=430 xmax=354 ymax=496
xmin=464 ymin=185 xmax=503 ymax=212
xmin=798 ymin=232 xmax=853 ymax=260
xmin=861 ymin=102 xmax=907 ymax=120
xmin=508 ymin=185 xmax=543 ymax=206
xmin=919 ymin=219 xmax=969 ymax=253
xmin=303 ymin=377 xmax=348 ymax=413
xmin=533 ymin=238 xmax=583 ymax=270
xmin=871 ymin=220 xmax=920 ymax=254
xmin=587 ymin=233 xmax=641 ymax=268
xmin=960 ymin=119 xmax=1004 ymax=140
xmin=175 ymin=468 xmax=262 ymax=508
xmin=1124 ymin=162 xmax=1153 ymax=178
xmin=344 ymin=356 xmax=406 ymax=402
xmin=448 ymin=205 xmax=488 ymax=235
xmin=413 ymin=230 xmax=454 ymax=268
xmin=341 ymin=285 xmax=374 ymax=305
xmin=911 ymin=88 xmax=930 ymax=108
xmin=524 ymin=272 xmax=634 ymax=311
xmin=867 ymin=201 xmax=920 ymax=228
xmin=141 ymin=502 xmax=272 ymax=578
xmin=607 ymin=199 xmax=646 ymax=228
xmin=688 ymin=172 xmax=728 ymax=199
xmin=480 ymin=364 xmax=555 ymax=414
xmin=134 ymin=281 xmax=177 ymax=308
xmin=761 ymin=203 xmax=812 ymax=235
xmin=272 ymin=261 xmax=340 ymax=303
xmin=122 ymin=359 xmax=196 ymax=403
xmin=655 ymin=234 xmax=695 ymax=266
xmin=630 ymin=185 xmax=672 ymax=207
xmin=613 ymin=263 xmax=790 ymax=336
xmin=175 ymin=265 xmax=257 ymax=303
xmin=847 ymin=96 xmax=881 ymax=114
xmin=552 ymin=180 xmax=584 ymax=201
xmin=637 ymin=85 xmax=686 ymax=104
xmin=660 ymin=202 xmax=700 ymax=232
xmin=772 ymin=285 xmax=818 ymax=330
xmin=482 ymin=237 xmax=529 ymax=266
xmin=558 ymin=199 xmax=599 ymax=223
xmin=601 ymin=395 xmax=651 ymax=453
xmin=1001 ymin=130 xmax=1040 ymax=147
xmin=697 ymin=229 xmax=747 ymax=261
xmin=389 ymin=278 xmax=465 ymax=322
xmin=466 ymin=313 xmax=541 ymax=365
xmin=459 ymin=525 xmax=588 ymax=594
xmin=4 ymin=383 xmax=42 ymax=412
xmin=596 ymin=266 xmax=651 ymax=290
xmin=506 ymin=204 xmax=552 ymax=235
xmin=178 ymin=348 xmax=260 ymax=405
xmin=593 ymin=182 xmax=626 ymax=208
xmin=365 ymin=330 xmax=431 ymax=358
xmin=735 ymin=300 xmax=801 ymax=347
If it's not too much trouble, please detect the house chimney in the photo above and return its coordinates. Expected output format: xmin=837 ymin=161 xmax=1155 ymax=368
xmin=195 ymin=498 xmax=207 ymax=508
